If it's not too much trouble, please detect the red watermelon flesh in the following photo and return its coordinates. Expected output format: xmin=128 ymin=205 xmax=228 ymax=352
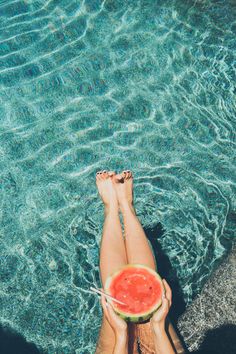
xmin=105 ymin=264 xmax=163 ymax=322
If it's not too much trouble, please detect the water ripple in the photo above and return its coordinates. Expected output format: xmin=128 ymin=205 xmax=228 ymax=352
xmin=0 ymin=0 xmax=235 ymax=353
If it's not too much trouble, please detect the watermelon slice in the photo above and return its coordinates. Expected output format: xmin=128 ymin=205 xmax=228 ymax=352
xmin=104 ymin=264 xmax=164 ymax=323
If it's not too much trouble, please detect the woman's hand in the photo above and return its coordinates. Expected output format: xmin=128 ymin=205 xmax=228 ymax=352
xmin=150 ymin=279 xmax=172 ymax=333
xmin=100 ymin=290 xmax=128 ymax=337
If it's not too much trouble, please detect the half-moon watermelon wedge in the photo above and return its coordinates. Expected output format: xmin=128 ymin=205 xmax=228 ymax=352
xmin=104 ymin=264 xmax=164 ymax=323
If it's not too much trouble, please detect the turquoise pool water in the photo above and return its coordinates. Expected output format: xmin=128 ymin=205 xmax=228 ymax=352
xmin=0 ymin=0 xmax=235 ymax=353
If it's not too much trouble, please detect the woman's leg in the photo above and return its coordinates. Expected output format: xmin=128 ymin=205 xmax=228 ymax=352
xmin=97 ymin=171 xmax=128 ymax=285
xmin=112 ymin=171 xmax=157 ymax=354
xmin=95 ymin=171 xmax=128 ymax=354
xmin=114 ymin=171 xmax=185 ymax=354
xmin=114 ymin=171 xmax=156 ymax=270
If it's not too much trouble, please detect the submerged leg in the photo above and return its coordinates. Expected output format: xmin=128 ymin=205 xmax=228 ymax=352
xmin=95 ymin=171 xmax=128 ymax=354
xmin=114 ymin=171 xmax=185 ymax=354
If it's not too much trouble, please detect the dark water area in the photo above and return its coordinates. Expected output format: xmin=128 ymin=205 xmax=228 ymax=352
xmin=0 ymin=325 xmax=42 ymax=354
xmin=191 ymin=324 xmax=236 ymax=354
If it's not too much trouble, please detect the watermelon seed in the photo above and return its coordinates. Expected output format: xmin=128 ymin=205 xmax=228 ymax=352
xmin=149 ymin=286 xmax=152 ymax=290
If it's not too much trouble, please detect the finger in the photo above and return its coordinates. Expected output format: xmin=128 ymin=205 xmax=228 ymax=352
xmin=105 ymin=302 xmax=113 ymax=314
xmin=153 ymin=297 xmax=169 ymax=321
xmin=160 ymin=297 xmax=170 ymax=316
xmin=106 ymin=302 xmax=118 ymax=318
xmin=163 ymin=279 xmax=172 ymax=305
xmin=105 ymin=302 xmax=122 ymax=326
xmin=106 ymin=302 xmax=127 ymax=327
xmin=100 ymin=293 xmax=110 ymax=320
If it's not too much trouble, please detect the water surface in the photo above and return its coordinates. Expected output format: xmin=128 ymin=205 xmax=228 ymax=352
xmin=0 ymin=0 xmax=235 ymax=352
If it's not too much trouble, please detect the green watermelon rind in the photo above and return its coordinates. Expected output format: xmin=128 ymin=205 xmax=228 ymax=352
xmin=104 ymin=263 xmax=164 ymax=323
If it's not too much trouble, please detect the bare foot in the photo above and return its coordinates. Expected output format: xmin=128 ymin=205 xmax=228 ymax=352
xmin=96 ymin=170 xmax=118 ymax=213
xmin=113 ymin=170 xmax=134 ymax=212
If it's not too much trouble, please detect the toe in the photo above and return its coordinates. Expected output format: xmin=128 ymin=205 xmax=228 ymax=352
xmin=108 ymin=171 xmax=116 ymax=177
xmin=127 ymin=170 xmax=132 ymax=179
xmin=96 ymin=171 xmax=103 ymax=180
xmin=102 ymin=170 xmax=109 ymax=179
xmin=100 ymin=171 xmax=106 ymax=179
xmin=114 ymin=173 xmax=124 ymax=183
xmin=122 ymin=170 xmax=129 ymax=179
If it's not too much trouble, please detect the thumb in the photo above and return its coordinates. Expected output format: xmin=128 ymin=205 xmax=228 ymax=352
xmin=159 ymin=297 xmax=169 ymax=317
xmin=152 ymin=298 xmax=169 ymax=321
